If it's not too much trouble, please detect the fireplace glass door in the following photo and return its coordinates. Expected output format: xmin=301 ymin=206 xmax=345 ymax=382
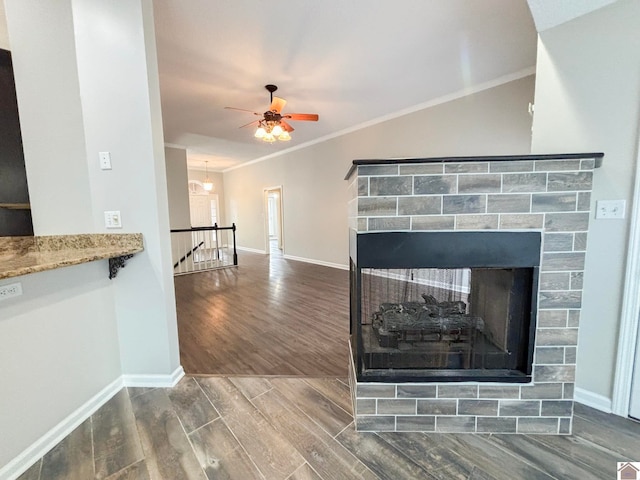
xmin=361 ymin=267 xmax=534 ymax=375
xmin=350 ymin=231 xmax=541 ymax=383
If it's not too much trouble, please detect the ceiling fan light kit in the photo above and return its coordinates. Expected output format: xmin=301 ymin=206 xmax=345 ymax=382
xmin=225 ymin=84 xmax=318 ymax=143
xmin=278 ymin=130 xmax=291 ymax=141
xmin=254 ymin=126 xmax=266 ymax=139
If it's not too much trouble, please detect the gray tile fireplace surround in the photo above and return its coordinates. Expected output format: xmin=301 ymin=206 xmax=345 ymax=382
xmin=346 ymin=153 xmax=603 ymax=434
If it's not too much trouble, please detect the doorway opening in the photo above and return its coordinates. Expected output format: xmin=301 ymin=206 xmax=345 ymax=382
xmin=264 ymin=186 xmax=283 ymax=255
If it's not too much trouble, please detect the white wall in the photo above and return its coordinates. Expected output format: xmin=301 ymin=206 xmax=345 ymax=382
xmin=1 ymin=0 xmax=122 ymax=470
xmin=165 ymin=147 xmax=191 ymax=229
xmin=6 ymin=0 xmax=93 ymax=233
xmin=224 ymin=75 xmax=536 ymax=265
xmin=530 ymin=0 xmax=640 ymax=400
xmin=0 ymin=0 xmax=9 ymax=49
xmin=165 ymin=147 xmax=192 ymax=267
xmin=70 ymin=0 xmax=179 ymax=376
xmin=1 ymin=0 xmax=180 ymax=471
xmin=0 ymin=265 xmax=121 ymax=468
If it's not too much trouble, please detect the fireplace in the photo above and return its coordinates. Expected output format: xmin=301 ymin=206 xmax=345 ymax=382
xmin=346 ymin=153 xmax=602 ymax=434
xmin=351 ymin=231 xmax=540 ymax=382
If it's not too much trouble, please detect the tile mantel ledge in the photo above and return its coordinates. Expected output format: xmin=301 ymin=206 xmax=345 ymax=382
xmin=0 ymin=233 xmax=144 ymax=280
xmin=344 ymin=152 xmax=605 ymax=180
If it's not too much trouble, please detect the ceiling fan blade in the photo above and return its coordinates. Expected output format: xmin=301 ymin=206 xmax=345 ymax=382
xmin=270 ymin=96 xmax=287 ymax=113
xmin=280 ymin=120 xmax=295 ymax=133
xmin=239 ymin=119 xmax=260 ymax=129
xmin=225 ymin=106 xmax=261 ymax=115
xmin=283 ymin=113 xmax=319 ymax=122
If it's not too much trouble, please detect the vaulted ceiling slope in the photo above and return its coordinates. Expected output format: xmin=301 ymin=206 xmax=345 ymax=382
xmin=526 ymin=0 xmax=619 ymax=31
xmin=153 ymin=0 xmax=538 ymax=170
xmin=0 ymin=1 xmax=620 ymax=171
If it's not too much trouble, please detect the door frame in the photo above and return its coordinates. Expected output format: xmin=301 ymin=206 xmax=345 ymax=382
xmin=263 ymin=186 xmax=284 ymax=253
xmin=612 ymin=123 xmax=640 ymax=416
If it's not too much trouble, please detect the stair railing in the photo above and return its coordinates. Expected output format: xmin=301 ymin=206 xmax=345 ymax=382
xmin=170 ymin=223 xmax=237 ymax=275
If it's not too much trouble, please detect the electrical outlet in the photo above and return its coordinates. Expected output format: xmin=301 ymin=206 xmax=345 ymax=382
xmin=99 ymin=151 xmax=112 ymax=170
xmin=0 ymin=282 xmax=22 ymax=301
xmin=596 ymin=200 xmax=626 ymax=219
xmin=104 ymin=210 xmax=122 ymax=228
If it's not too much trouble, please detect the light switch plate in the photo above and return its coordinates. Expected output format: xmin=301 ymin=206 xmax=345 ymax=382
xmin=99 ymin=151 xmax=112 ymax=170
xmin=104 ymin=211 xmax=122 ymax=228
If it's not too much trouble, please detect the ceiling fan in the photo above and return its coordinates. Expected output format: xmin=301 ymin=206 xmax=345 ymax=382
xmin=225 ymin=84 xmax=319 ymax=142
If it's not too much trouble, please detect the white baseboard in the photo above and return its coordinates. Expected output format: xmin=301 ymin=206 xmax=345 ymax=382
xmin=283 ymin=254 xmax=349 ymax=271
xmin=0 ymin=377 xmax=123 ymax=480
xmin=574 ymin=387 xmax=613 ymax=413
xmin=122 ymin=365 xmax=185 ymax=388
xmin=1 ymin=366 xmax=185 ymax=480
xmin=236 ymin=246 xmax=267 ymax=254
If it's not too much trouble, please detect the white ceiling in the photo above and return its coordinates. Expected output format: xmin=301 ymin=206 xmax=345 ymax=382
xmin=526 ymin=0 xmax=618 ymax=31
xmin=0 ymin=1 xmax=619 ymax=172
xmin=153 ymin=0 xmax=538 ymax=171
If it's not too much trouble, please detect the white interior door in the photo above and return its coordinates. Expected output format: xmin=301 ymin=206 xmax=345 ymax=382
xmin=268 ymin=195 xmax=278 ymax=237
xmin=264 ymin=187 xmax=284 ymax=252
xmin=189 ymin=195 xmax=211 ymax=227
xmin=630 ymin=324 xmax=640 ymax=419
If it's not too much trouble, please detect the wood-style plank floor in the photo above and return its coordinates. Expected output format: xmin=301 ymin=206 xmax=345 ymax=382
xmin=17 ymin=376 xmax=640 ymax=480
xmin=174 ymin=244 xmax=350 ymax=376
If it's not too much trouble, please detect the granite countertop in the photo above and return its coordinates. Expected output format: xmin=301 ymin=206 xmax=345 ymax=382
xmin=0 ymin=233 xmax=144 ymax=280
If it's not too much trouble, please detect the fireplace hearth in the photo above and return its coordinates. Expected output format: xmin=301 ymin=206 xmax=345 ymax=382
xmin=346 ymin=153 xmax=602 ymax=434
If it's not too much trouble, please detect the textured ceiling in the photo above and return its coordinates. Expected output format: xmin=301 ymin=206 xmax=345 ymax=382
xmin=153 ymin=0 xmax=538 ymax=171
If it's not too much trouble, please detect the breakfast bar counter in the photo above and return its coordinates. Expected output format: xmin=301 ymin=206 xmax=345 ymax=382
xmin=0 ymin=233 xmax=144 ymax=280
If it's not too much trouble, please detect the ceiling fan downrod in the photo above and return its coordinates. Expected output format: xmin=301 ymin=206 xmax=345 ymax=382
xmin=265 ymin=84 xmax=278 ymax=104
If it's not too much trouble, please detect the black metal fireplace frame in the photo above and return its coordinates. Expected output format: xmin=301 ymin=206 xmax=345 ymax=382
xmin=350 ymin=230 xmax=541 ymax=383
